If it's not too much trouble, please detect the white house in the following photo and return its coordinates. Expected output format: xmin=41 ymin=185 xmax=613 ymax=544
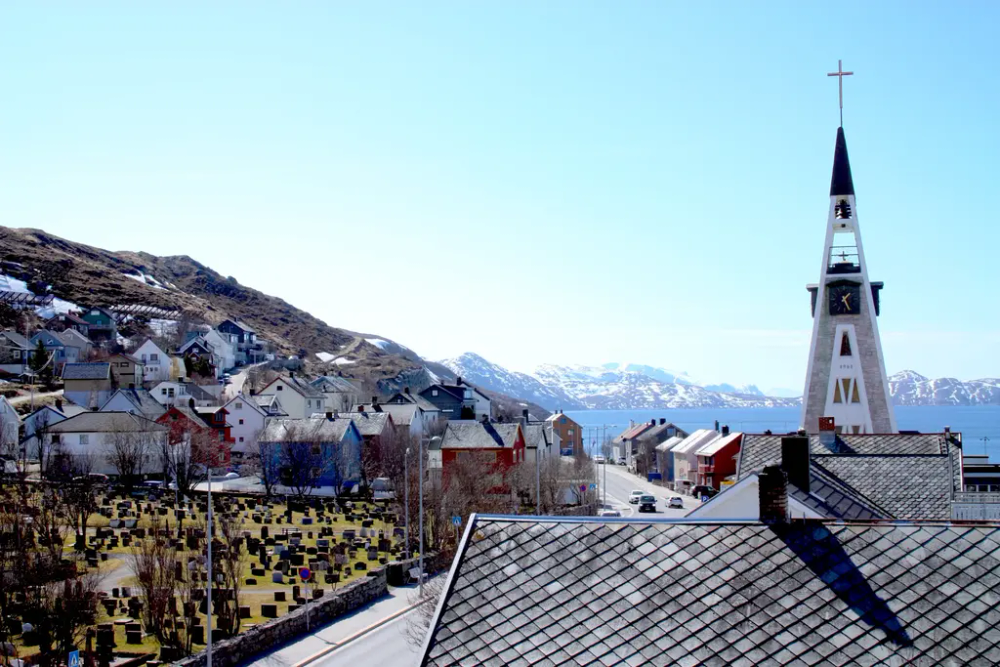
xmin=202 ymin=328 xmax=237 ymax=373
xmin=22 ymin=401 xmax=87 ymax=459
xmin=133 ymin=339 xmax=172 ymax=384
xmin=311 ymin=376 xmax=363 ymax=413
xmin=257 ymin=375 xmax=326 ymax=420
xmin=150 ymin=381 xmax=217 ymax=408
xmin=223 ymin=393 xmax=267 ymax=455
xmin=670 ymin=429 xmax=720 ymax=494
xmin=101 ymin=388 xmax=167 ymax=420
xmin=0 ymin=395 xmax=21 ymax=448
xmin=523 ymin=423 xmax=558 ymax=465
xmin=47 ymin=411 xmax=170 ymax=476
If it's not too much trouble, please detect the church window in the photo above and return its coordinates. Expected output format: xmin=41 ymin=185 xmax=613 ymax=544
xmin=833 ymin=382 xmax=843 ymax=403
xmin=841 ymin=379 xmax=852 ymax=403
xmin=840 ymin=333 xmax=852 ymax=356
xmin=851 ymin=381 xmax=860 ymax=404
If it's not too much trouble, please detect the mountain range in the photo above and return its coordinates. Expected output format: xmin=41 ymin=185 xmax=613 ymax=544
xmin=1 ymin=227 xmax=996 ymax=411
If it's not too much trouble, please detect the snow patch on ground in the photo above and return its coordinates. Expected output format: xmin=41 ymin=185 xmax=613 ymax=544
xmin=0 ymin=274 xmax=30 ymax=293
xmin=36 ymin=298 xmax=80 ymax=318
xmin=125 ymin=271 xmax=167 ymax=290
xmin=316 ymin=352 xmax=336 ymax=363
xmin=333 ymin=358 xmax=356 ymax=366
xmin=149 ymin=319 xmax=179 ymax=337
xmin=365 ymin=338 xmax=390 ymax=350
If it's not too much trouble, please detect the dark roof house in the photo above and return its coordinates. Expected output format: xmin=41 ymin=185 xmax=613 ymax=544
xmin=62 ymin=362 xmax=111 ymax=381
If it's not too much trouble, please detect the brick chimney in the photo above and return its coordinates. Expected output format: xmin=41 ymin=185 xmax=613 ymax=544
xmin=759 ymin=465 xmax=788 ymax=523
xmin=456 ymin=376 xmax=462 ymax=386
xmin=660 ymin=418 xmax=666 ymax=425
xmin=781 ymin=432 xmax=810 ymax=493
xmin=55 ymin=398 xmax=63 ymax=412
xmin=358 ymin=405 xmax=365 ymax=413
xmin=818 ymin=417 xmax=836 ymax=448
xmin=721 ymin=425 xmax=730 ymax=437
xmin=325 ymin=411 xmax=333 ymax=420
xmin=404 ymin=386 xmax=411 ymax=394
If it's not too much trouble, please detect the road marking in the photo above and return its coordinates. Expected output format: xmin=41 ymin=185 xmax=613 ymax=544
xmin=292 ymin=598 xmax=429 ymax=667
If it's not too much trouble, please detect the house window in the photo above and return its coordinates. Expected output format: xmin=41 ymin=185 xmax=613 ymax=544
xmin=239 ymin=419 xmax=244 ymax=425
xmin=277 ymin=386 xmax=283 ymax=391
xmin=235 ymin=402 xmax=242 ymax=409
xmin=150 ymin=353 xmax=159 ymax=362
xmin=161 ymin=388 xmax=167 ymax=395
xmin=219 ymin=432 xmax=225 ymax=442
xmin=432 ymin=390 xmax=438 ymax=396
xmin=239 ymin=436 xmax=244 ymax=443
xmin=851 ymin=381 xmax=861 ymax=404
xmin=568 ymin=429 xmax=574 ymax=436
xmin=840 ymin=333 xmax=852 ymax=356
xmin=79 ymin=434 xmax=89 ymax=445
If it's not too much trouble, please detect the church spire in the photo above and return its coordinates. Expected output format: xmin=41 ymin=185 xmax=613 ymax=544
xmin=830 ymin=127 xmax=855 ymax=196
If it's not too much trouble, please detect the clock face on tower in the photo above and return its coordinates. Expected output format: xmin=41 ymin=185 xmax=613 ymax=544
xmin=828 ymin=283 xmax=861 ymax=315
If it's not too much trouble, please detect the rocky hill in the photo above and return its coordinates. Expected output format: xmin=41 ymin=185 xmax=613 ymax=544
xmin=889 ymin=371 xmax=1000 ymax=406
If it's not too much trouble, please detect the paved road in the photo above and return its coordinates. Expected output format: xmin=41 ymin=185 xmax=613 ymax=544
xmin=247 ymin=583 xmax=426 ymax=667
xmin=598 ymin=463 xmax=702 ymax=516
xmin=9 ymin=389 xmax=63 ymax=406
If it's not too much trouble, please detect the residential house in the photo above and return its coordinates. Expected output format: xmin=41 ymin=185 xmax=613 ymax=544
xmin=100 ymin=388 xmax=167 ymax=420
xmin=335 ymin=410 xmax=396 ymax=463
xmin=257 ymin=374 xmax=326 ymax=419
xmin=184 ymin=327 xmax=236 ymax=372
xmin=439 ymin=421 xmax=526 ymax=478
xmin=311 ymin=375 xmax=362 ymax=413
xmin=612 ymin=421 xmax=655 ymax=467
xmin=149 ymin=381 xmax=217 ymax=408
xmin=222 ymin=393 xmax=268 ymax=456
xmin=47 ymin=411 xmax=168 ymax=476
xmin=522 ymin=421 xmax=557 ymax=465
xmin=177 ymin=337 xmax=217 ymax=378
xmin=0 ymin=330 xmax=33 ymax=375
xmin=155 ymin=404 xmax=230 ymax=466
xmin=80 ymin=307 xmax=117 ymax=343
xmin=694 ymin=428 xmax=742 ymax=491
xmin=62 ymin=362 xmax=113 ymax=408
xmin=654 ymin=436 xmax=684 ymax=485
xmin=384 ymin=388 xmax=443 ymax=431
xmin=633 ymin=419 xmax=689 ymax=476
xmin=0 ymin=396 xmax=20 ymax=448
xmin=251 ymin=393 xmax=287 ymax=418
xmin=108 ymin=353 xmax=144 ymax=390
xmin=545 ymin=411 xmax=582 ymax=456
xmin=421 ymin=510 xmax=1000 ymax=666
xmin=45 ymin=312 xmax=90 ymax=338
xmin=30 ymin=330 xmax=90 ymax=368
xmin=670 ymin=429 xmax=721 ymax=493
xmin=217 ymin=319 xmax=263 ymax=364
xmin=21 ymin=400 xmax=87 ymax=460
xmin=193 ymin=406 xmax=234 ymax=464
xmin=419 ymin=380 xmax=479 ymax=421
xmin=258 ymin=416 xmax=363 ymax=489
xmin=690 ymin=421 xmax=965 ymax=521
xmin=133 ymin=339 xmax=172 ymax=384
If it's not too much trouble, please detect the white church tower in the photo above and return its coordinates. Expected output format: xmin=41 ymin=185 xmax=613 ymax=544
xmin=801 ymin=124 xmax=897 ymax=434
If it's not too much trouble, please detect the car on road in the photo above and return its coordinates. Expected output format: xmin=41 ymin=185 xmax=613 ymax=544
xmin=629 ymin=490 xmax=645 ymax=504
xmin=594 ymin=455 xmax=606 ymax=464
xmin=637 ymin=495 xmax=656 ymax=512
xmin=616 ymin=457 xmax=626 ymax=465
xmin=599 ymin=509 xmax=621 ymax=517
xmin=668 ymin=497 xmax=685 ymax=509
xmin=691 ymin=485 xmax=719 ymax=500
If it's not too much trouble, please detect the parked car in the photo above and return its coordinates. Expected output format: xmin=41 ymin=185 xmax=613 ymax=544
xmin=668 ymin=497 xmax=685 ymax=509
xmin=599 ymin=509 xmax=621 ymax=517
xmin=629 ymin=490 xmax=645 ymax=504
xmin=594 ymin=455 xmax=606 ymax=464
xmin=691 ymin=485 xmax=719 ymax=500
xmin=616 ymin=457 xmax=626 ymax=465
xmin=638 ymin=495 xmax=656 ymax=513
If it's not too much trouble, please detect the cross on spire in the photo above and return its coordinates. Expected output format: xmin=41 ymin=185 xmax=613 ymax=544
xmin=827 ymin=60 xmax=853 ymax=126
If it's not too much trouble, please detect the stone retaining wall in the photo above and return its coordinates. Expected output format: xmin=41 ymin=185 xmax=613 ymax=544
xmin=174 ymin=570 xmax=387 ymax=667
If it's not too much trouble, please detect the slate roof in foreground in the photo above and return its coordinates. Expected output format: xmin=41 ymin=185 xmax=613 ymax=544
xmin=421 ymin=516 xmax=1000 ymax=667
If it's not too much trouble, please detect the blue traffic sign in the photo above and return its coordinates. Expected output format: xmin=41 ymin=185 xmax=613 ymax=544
xmin=299 ymin=568 xmax=311 ymax=581
xmin=589 ymin=483 xmax=597 ymax=490
xmin=68 ymin=651 xmax=81 ymax=667
xmin=452 ymin=516 xmax=462 ymax=527
xmin=701 ymin=495 xmax=710 ymax=503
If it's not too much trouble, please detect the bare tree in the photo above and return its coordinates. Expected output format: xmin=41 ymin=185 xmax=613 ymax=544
xmin=214 ymin=506 xmax=249 ymax=638
xmin=276 ymin=423 xmax=332 ymax=499
xmin=105 ymin=421 xmax=155 ymax=493
xmin=129 ymin=513 xmax=178 ymax=641
xmin=244 ymin=432 xmax=279 ymax=498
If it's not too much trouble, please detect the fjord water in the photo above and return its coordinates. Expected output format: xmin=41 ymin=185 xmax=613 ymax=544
xmin=567 ymin=406 xmax=1000 ymax=459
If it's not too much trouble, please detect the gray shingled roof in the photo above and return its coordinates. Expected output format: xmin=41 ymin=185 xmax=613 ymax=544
xmin=102 ymin=388 xmax=166 ymax=419
xmin=61 ymin=362 xmax=111 ymax=380
xmin=260 ymin=417 xmax=355 ymax=443
xmin=336 ymin=411 xmax=392 ymax=437
xmin=0 ymin=330 xmax=31 ymax=350
xmin=441 ymin=422 xmax=520 ymax=450
xmin=422 ymin=516 xmax=1000 ymax=666
xmin=353 ymin=403 xmax=418 ymax=427
xmin=737 ymin=433 xmax=962 ymax=521
xmin=48 ymin=411 xmax=166 ymax=434
xmin=522 ymin=423 xmax=549 ymax=450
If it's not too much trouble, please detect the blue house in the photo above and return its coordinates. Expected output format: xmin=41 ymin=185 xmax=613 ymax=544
xmin=258 ymin=416 xmax=362 ymax=490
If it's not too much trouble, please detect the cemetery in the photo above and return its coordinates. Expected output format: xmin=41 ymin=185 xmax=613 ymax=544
xmin=3 ymin=486 xmax=416 ymax=666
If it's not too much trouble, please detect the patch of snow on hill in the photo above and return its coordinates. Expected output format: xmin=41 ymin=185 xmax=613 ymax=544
xmin=0 ymin=274 xmax=30 ymax=293
xmin=333 ymin=358 xmax=356 ymax=366
xmin=365 ymin=338 xmax=390 ymax=350
xmin=36 ymin=297 xmax=81 ymax=318
xmin=315 ymin=352 xmax=336 ymax=363
xmin=125 ymin=272 xmax=167 ymax=290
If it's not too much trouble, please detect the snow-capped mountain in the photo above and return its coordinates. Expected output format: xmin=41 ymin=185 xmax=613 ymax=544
xmin=889 ymin=371 xmax=1000 ymax=406
xmin=534 ymin=364 xmax=795 ymax=409
xmin=439 ymin=353 xmax=586 ymax=410
xmin=440 ymin=354 xmax=798 ymax=410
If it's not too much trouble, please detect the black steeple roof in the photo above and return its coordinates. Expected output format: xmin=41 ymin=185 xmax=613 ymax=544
xmin=830 ymin=126 xmax=855 ymax=196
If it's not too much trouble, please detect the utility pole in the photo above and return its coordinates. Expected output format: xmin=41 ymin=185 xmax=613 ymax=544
xmin=535 ymin=427 xmax=541 ymax=516
xmin=418 ymin=434 xmax=424 ymax=598
xmin=206 ymin=469 xmax=213 ymax=667
xmin=404 ymin=447 xmax=410 ymax=560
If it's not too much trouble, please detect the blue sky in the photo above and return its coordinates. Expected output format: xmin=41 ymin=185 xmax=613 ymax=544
xmin=2 ymin=2 xmax=998 ymax=391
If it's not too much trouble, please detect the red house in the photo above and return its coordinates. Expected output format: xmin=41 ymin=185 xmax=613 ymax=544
xmin=156 ymin=404 xmax=232 ymax=466
xmin=695 ymin=429 xmax=742 ymax=490
xmin=440 ymin=421 xmax=526 ymax=480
